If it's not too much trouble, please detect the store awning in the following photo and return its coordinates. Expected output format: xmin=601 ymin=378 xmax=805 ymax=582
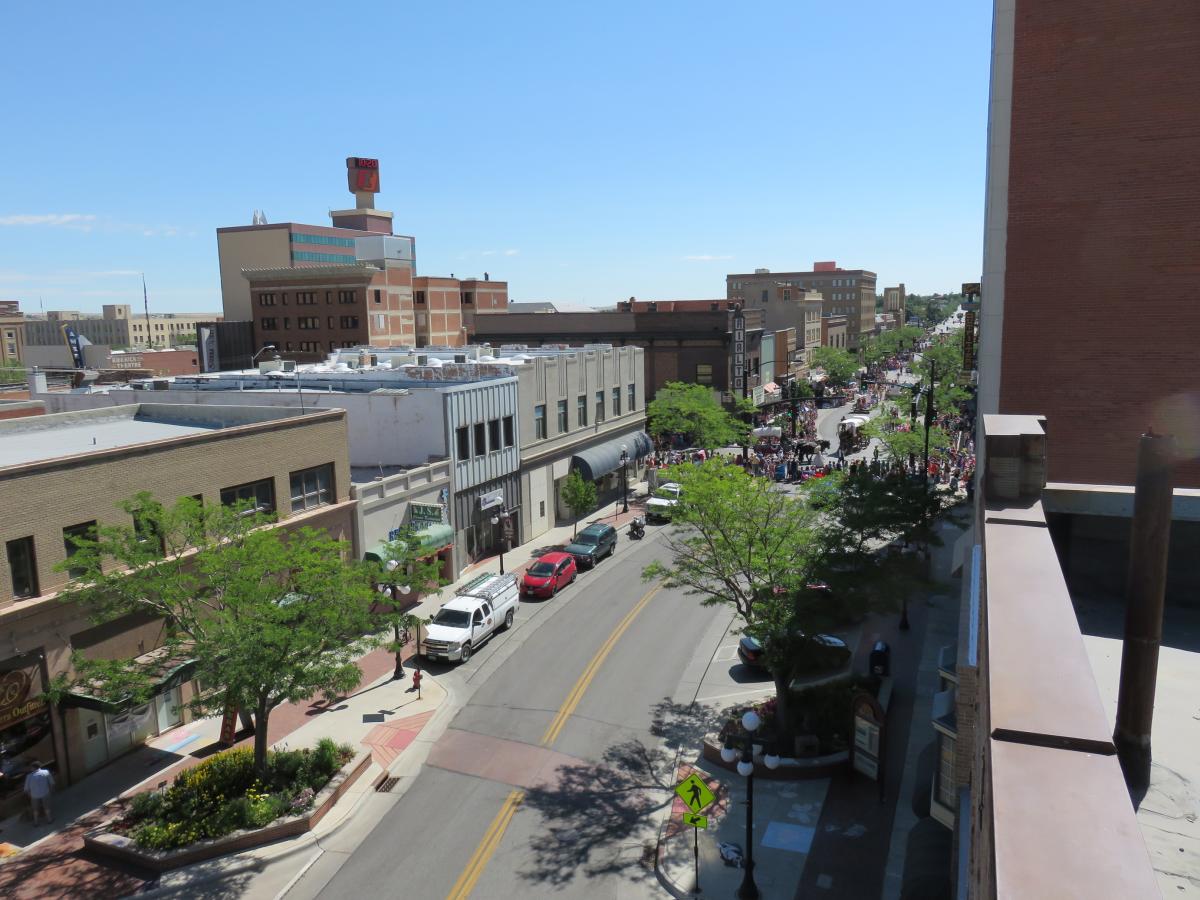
xmin=62 ymin=651 xmax=197 ymax=714
xmin=363 ymin=523 xmax=455 ymax=564
xmin=570 ymin=431 xmax=653 ymax=481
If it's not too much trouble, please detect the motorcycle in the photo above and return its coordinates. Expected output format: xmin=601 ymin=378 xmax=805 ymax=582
xmin=628 ymin=517 xmax=645 ymax=540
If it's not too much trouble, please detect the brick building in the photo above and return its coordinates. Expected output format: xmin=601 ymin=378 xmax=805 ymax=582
xmin=0 ymin=403 xmax=353 ymax=810
xmin=978 ymin=0 xmax=1200 ymax=487
xmin=727 ymin=262 xmax=878 ymax=349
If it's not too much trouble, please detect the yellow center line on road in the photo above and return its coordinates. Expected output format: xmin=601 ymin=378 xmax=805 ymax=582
xmin=444 ymin=580 xmax=664 ymax=900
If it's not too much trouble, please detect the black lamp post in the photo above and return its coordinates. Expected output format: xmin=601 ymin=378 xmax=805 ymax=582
xmin=619 ymin=445 xmax=629 ymax=513
xmin=491 ymin=513 xmax=506 ymax=574
xmin=721 ymin=709 xmax=780 ymax=900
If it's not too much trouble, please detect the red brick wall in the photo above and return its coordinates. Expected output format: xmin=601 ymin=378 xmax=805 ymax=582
xmin=1000 ymin=0 xmax=1200 ymax=487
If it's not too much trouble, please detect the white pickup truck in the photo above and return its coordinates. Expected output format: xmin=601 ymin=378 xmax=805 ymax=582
xmin=422 ymin=572 xmax=519 ymax=663
xmin=645 ymin=482 xmax=682 ymax=522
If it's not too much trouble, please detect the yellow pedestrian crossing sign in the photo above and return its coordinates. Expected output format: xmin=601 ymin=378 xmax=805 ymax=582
xmin=675 ymin=773 xmax=715 ymax=813
xmin=682 ymin=812 xmax=708 ymax=829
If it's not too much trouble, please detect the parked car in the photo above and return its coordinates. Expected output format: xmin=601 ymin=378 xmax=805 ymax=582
xmin=521 ymin=551 xmax=577 ymax=598
xmin=736 ymin=633 xmax=850 ymax=674
xmin=646 ymin=483 xmax=682 ymax=522
xmin=564 ymin=522 xmax=618 ymax=568
xmin=422 ymin=573 xmax=519 ymax=663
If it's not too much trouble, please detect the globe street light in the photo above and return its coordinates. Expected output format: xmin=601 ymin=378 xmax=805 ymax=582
xmin=721 ymin=708 xmax=780 ymax=900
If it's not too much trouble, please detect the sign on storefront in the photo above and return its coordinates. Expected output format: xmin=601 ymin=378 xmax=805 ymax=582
xmin=409 ymin=503 xmax=446 ymax=528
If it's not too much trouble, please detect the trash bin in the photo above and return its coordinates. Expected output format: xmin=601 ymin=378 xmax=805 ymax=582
xmin=870 ymin=640 xmax=891 ymax=677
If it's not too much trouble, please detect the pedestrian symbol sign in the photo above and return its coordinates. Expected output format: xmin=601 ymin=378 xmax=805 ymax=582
xmin=675 ymin=773 xmax=715 ymax=813
xmin=682 ymin=812 xmax=708 ymax=829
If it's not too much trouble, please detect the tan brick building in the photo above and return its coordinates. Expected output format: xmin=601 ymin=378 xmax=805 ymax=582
xmin=727 ymin=263 xmax=878 ymax=350
xmin=0 ymin=403 xmax=354 ymax=810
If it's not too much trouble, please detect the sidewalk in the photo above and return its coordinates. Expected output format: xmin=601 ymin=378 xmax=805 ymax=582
xmin=0 ymin=486 xmax=652 ymax=898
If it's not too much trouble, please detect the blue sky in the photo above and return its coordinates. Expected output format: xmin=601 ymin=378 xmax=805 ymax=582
xmin=0 ymin=1 xmax=992 ymax=313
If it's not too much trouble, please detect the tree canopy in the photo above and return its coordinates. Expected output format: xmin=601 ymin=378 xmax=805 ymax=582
xmin=56 ymin=494 xmax=379 ymax=777
xmin=647 ymin=381 xmax=747 ymax=449
xmin=561 ymin=469 xmax=597 ymax=537
xmin=372 ymin=526 xmax=447 ymax=679
xmin=810 ymin=346 xmax=859 ymax=386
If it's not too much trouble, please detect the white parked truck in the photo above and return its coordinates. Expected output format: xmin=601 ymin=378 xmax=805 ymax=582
xmin=646 ymin=482 xmax=682 ymax=522
xmin=422 ymin=572 xmax=519 ymax=663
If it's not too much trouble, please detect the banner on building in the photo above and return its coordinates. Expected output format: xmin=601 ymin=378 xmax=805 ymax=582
xmin=199 ymin=326 xmax=220 ymax=373
xmin=732 ymin=309 xmax=746 ymax=395
xmin=408 ymin=503 xmax=446 ymax=528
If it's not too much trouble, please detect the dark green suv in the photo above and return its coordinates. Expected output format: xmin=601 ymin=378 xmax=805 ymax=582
xmin=564 ymin=523 xmax=618 ymax=569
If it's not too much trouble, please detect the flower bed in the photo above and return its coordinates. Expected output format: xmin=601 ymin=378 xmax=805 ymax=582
xmin=114 ymin=738 xmax=353 ymax=851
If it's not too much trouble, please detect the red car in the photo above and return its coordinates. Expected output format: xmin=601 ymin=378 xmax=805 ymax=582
xmin=521 ymin=551 xmax=577 ymax=598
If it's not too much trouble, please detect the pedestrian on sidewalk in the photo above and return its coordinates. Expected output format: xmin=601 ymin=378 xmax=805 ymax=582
xmin=23 ymin=760 xmax=54 ymax=825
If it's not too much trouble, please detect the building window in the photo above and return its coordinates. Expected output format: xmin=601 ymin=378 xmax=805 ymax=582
xmin=488 ymin=418 xmax=501 ymax=452
xmin=628 ymin=383 xmax=636 ymax=412
xmin=259 ymin=293 xmax=276 ymax=307
xmin=503 ymin=415 xmax=515 ymax=447
xmin=612 ymin=387 xmax=621 ymax=417
xmin=760 ymin=289 xmax=768 ymax=303
xmin=261 ymin=317 xmax=278 ymax=330
xmin=474 ymin=422 xmax=486 ymax=457
xmin=289 ymin=464 xmax=333 ymax=512
xmin=595 ymin=390 xmax=605 ymax=424
xmin=285 ymin=342 xmax=293 ymax=351
xmin=326 ymin=291 xmax=333 ymax=304
xmin=373 ymin=289 xmax=382 ymax=304
xmin=340 ymin=316 xmax=359 ymax=329
xmin=456 ymin=426 xmax=471 ymax=460
xmin=328 ymin=316 xmax=336 ymax=329
xmin=556 ymin=399 xmax=568 ymax=433
xmin=62 ymin=521 xmax=95 ymax=579
xmin=462 ymin=292 xmax=474 ymax=305
xmin=937 ymin=732 xmax=957 ymax=809
xmin=338 ymin=290 xmax=356 ymax=304
xmin=220 ymin=478 xmax=275 ymax=515
xmin=296 ymin=291 xmax=316 ymax=305
xmin=695 ymin=364 xmax=713 ymax=385
xmin=534 ymin=404 xmax=547 ymax=440
xmin=6 ymin=536 xmax=37 ymax=599
xmin=298 ymin=340 xmax=320 ymax=352
xmin=298 ymin=317 xmax=319 ymax=330
xmin=415 ymin=291 xmax=426 ymax=305
xmin=577 ymin=394 xmax=588 ymax=427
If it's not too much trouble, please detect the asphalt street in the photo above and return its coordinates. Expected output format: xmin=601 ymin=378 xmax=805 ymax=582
xmin=290 ymin=528 xmax=729 ymax=900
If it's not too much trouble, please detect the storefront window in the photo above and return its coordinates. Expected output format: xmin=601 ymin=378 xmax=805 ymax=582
xmin=0 ymin=656 xmax=56 ymax=812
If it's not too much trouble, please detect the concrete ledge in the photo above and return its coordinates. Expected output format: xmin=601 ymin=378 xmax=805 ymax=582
xmin=700 ymin=734 xmax=848 ymax=780
xmin=82 ymin=750 xmax=371 ymax=873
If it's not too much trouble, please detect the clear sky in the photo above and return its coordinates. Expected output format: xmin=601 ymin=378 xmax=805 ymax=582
xmin=0 ymin=1 xmax=993 ymax=314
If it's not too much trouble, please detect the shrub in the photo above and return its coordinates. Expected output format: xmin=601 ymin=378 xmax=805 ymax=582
xmin=312 ymin=737 xmax=340 ymax=777
xmin=129 ymin=790 xmax=164 ymax=822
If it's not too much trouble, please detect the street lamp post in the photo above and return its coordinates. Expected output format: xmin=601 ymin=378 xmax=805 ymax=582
xmin=490 ymin=513 xmax=505 ymax=574
xmin=619 ymin=445 xmax=629 ymax=513
xmin=721 ymin=709 xmax=780 ymax=900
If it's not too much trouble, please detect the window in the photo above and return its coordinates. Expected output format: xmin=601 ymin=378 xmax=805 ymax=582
xmin=289 ymin=464 xmax=333 ymax=512
xmin=628 ymin=383 xmax=636 ymax=412
xmin=328 ymin=316 xmax=336 ymax=329
xmin=462 ymin=291 xmax=474 ymax=305
xmin=220 ymin=478 xmax=275 ymax=515
xmin=285 ymin=342 xmax=293 ymax=351
xmin=695 ymin=364 xmax=713 ymax=385
xmin=292 ymin=251 xmax=355 ymax=264
xmin=298 ymin=317 xmax=319 ymax=330
xmin=557 ymin=399 xmax=568 ymax=433
xmin=577 ymin=394 xmax=588 ymax=427
xmin=259 ymin=293 xmax=276 ymax=307
xmin=298 ymin=340 xmax=320 ymax=352
xmin=282 ymin=317 xmax=291 ymax=329
xmin=612 ymin=387 xmax=621 ymax=417
xmin=296 ymin=291 xmax=316 ymax=305
xmin=539 ymin=501 xmax=545 ymax=518
xmin=534 ymin=404 xmax=547 ymax=439
xmin=326 ymin=291 xmax=333 ymax=304
xmin=261 ymin=317 xmax=278 ymax=330
xmin=6 ymin=537 xmax=37 ymax=599
xmin=456 ymin=426 xmax=471 ymax=460
xmin=474 ymin=422 xmax=486 ymax=456
xmin=488 ymin=418 xmax=501 ymax=451
xmin=503 ymin=415 xmax=515 ymax=447
xmin=280 ymin=293 xmax=288 ymax=305
xmin=373 ymin=289 xmax=382 ymax=304
xmin=760 ymin=289 xmax=768 ymax=303
xmin=937 ymin=732 xmax=957 ymax=809
xmin=415 ymin=291 xmax=426 ymax=305
xmin=63 ymin=521 xmax=95 ymax=579
xmin=340 ymin=316 xmax=359 ymax=329
xmin=292 ymin=233 xmax=356 ymax=248
xmin=338 ymin=290 xmax=357 ymax=304
xmin=595 ymin=390 xmax=605 ymax=423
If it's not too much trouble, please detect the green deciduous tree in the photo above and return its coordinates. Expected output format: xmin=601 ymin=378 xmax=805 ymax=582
xmin=647 ymin=381 xmax=747 ymax=449
xmin=810 ymin=346 xmax=859 ymax=387
xmin=56 ymin=494 xmax=379 ymax=779
xmin=561 ymin=469 xmax=597 ymax=537
xmin=373 ymin=527 xmax=447 ymax=679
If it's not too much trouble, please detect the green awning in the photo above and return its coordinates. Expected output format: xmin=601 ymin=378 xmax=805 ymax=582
xmin=363 ymin=524 xmax=454 ymax=564
xmin=62 ymin=657 xmax=197 ymax=714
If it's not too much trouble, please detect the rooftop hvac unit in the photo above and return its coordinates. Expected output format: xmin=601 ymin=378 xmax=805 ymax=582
xmin=454 ymin=354 xmax=467 ymax=364
xmin=280 ymin=359 xmax=296 ymax=372
xmin=152 ymin=379 xmax=170 ymax=391
xmin=416 ymin=354 xmax=429 ymax=366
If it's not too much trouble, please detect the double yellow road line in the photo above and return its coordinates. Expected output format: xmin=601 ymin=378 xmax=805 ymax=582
xmin=445 ymin=581 xmax=664 ymax=900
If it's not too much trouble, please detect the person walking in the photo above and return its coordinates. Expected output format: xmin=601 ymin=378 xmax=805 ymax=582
xmin=24 ymin=760 xmax=54 ymax=825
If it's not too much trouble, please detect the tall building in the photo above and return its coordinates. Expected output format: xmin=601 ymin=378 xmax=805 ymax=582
xmin=22 ymin=305 xmax=219 ymax=351
xmin=727 ymin=262 xmax=878 ymax=349
xmin=977 ymin=0 xmax=1200 ymax=487
xmin=882 ymin=284 xmax=906 ymax=330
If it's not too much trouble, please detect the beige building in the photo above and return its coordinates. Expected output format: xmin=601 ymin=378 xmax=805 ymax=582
xmin=727 ymin=263 xmax=878 ymax=349
xmin=0 ymin=403 xmax=354 ymax=811
xmin=0 ymin=315 xmax=24 ymax=367
xmin=821 ymin=314 xmax=847 ymax=349
xmin=23 ymin=305 xmax=220 ymax=351
xmin=800 ymin=295 xmax=823 ymax=362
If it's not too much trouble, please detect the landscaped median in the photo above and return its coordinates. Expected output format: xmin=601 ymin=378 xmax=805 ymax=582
xmin=83 ymin=739 xmax=370 ymax=872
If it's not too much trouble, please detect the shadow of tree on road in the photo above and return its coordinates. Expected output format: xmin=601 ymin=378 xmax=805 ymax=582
xmin=515 ymin=696 xmax=725 ymax=888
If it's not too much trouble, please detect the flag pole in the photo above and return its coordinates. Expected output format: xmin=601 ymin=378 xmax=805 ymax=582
xmin=142 ymin=274 xmax=152 ymax=349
